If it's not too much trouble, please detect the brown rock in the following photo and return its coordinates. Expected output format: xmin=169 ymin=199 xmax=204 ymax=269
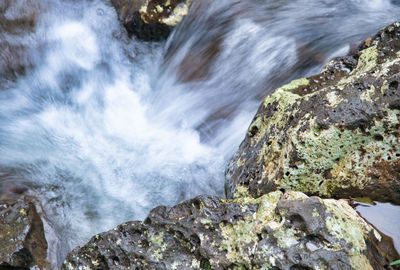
xmin=0 ymin=197 xmax=50 ymax=269
xmin=111 ymin=0 xmax=193 ymax=41
xmin=225 ymin=21 xmax=400 ymax=203
xmin=62 ymin=191 xmax=399 ymax=270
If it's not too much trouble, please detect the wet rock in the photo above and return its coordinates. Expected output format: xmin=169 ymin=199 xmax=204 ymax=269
xmin=140 ymin=0 xmax=192 ymax=26
xmin=62 ymin=191 xmax=398 ymax=270
xmin=0 ymin=0 xmax=41 ymax=89
xmin=0 ymin=197 xmax=49 ymax=269
xmin=226 ymin=21 xmax=400 ymax=203
xmin=111 ymin=0 xmax=192 ymax=41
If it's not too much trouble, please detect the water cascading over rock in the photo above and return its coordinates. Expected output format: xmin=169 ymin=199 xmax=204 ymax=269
xmin=61 ymin=22 xmax=400 ymax=270
xmin=2 ymin=0 xmax=400 ymax=269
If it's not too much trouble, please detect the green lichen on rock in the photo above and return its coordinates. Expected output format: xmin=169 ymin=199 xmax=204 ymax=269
xmin=62 ymin=192 xmax=398 ymax=270
xmin=226 ymin=21 xmax=400 ymax=203
xmin=279 ymin=77 xmax=310 ymax=91
xmin=279 ymin=124 xmax=376 ymax=195
xmin=111 ymin=0 xmax=185 ymax=41
xmin=354 ymin=45 xmax=379 ymax=73
xmin=140 ymin=0 xmax=193 ymax=26
xmin=0 ymin=198 xmax=50 ymax=269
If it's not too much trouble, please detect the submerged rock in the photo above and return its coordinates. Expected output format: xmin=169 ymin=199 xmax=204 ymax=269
xmin=226 ymin=22 xmax=400 ymax=203
xmin=0 ymin=0 xmax=42 ymax=89
xmin=111 ymin=0 xmax=192 ymax=41
xmin=0 ymin=197 xmax=50 ymax=269
xmin=62 ymin=191 xmax=398 ymax=270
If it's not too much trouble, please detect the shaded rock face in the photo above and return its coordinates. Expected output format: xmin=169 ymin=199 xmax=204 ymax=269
xmin=226 ymin=22 xmax=400 ymax=203
xmin=111 ymin=0 xmax=171 ymax=41
xmin=111 ymin=0 xmax=192 ymax=41
xmin=0 ymin=198 xmax=49 ymax=269
xmin=62 ymin=191 xmax=398 ymax=270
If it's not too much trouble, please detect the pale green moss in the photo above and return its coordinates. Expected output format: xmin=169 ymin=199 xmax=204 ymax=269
xmin=280 ymin=124 xmax=371 ymax=195
xmin=140 ymin=0 xmax=192 ymax=26
xmin=312 ymin=208 xmax=320 ymax=217
xmin=233 ymin=185 xmax=252 ymax=199
xmin=116 ymin=238 xmax=122 ymax=245
xmin=150 ymin=232 xmax=165 ymax=249
xmin=355 ymin=45 xmax=379 ymax=74
xmin=349 ymin=255 xmax=374 ymax=270
xmin=149 ymin=232 xmax=168 ymax=261
xmin=155 ymin=5 xmax=163 ymax=12
xmin=273 ymin=227 xmax=299 ymax=248
xmin=326 ymin=90 xmax=344 ymax=107
xmin=140 ymin=0 xmax=149 ymax=15
xmin=220 ymin=192 xmax=284 ymax=265
xmin=219 ymin=191 xmax=376 ymax=269
xmin=280 ymin=78 xmax=310 ymax=91
xmin=264 ymin=87 xmax=301 ymax=110
xmin=171 ymin=261 xmax=179 ymax=270
xmin=237 ymin=157 xmax=246 ymax=168
xmin=324 ymin=200 xmax=371 ymax=252
xmin=360 ymin=85 xmax=376 ymax=102
xmin=64 ymin=262 xmax=74 ymax=270
xmin=191 ymin=259 xmax=200 ymax=268
xmin=199 ymin=218 xmax=212 ymax=226
xmin=161 ymin=1 xmax=192 ymax=26
xmin=220 ymin=191 xmax=317 ymax=267
xmin=250 ymin=82 xmax=303 ymax=147
xmin=152 ymin=249 xmax=163 ymax=261
xmin=323 ymin=199 xmax=377 ymax=269
xmin=281 ymin=191 xmax=308 ymax=201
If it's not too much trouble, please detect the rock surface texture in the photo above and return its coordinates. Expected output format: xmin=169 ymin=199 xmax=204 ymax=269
xmin=226 ymin=22 xmax=400 ymax=203
xmin=62 ymin=191 xmax=398 ymax=270
xmin=0 ymin=197 xmax=49 ymax=269
xmin=111 ymin=0 xmax=192 ymax=41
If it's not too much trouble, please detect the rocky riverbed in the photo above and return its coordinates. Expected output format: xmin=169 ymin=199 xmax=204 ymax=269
xmin=61 ymin=18 xmax=400 ymax=270
xmin=1 ymin=0 xmax=400 ymax=269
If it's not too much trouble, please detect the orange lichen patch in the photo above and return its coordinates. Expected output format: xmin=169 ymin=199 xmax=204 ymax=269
xmin=364 ymin=37 xmax=372 ymax=47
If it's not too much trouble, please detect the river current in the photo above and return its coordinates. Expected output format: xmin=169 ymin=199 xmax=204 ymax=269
xmin=0 ymin=0 xmax=399 ymax=264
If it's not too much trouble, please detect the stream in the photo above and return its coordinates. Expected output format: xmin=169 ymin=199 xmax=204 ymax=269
xmin=0 ymin=0 xmax=399 ymax=265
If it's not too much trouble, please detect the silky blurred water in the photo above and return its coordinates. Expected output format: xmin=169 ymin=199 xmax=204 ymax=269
xmin=357 ymin=202 xmax=400 ymax=252
xmin=0 ymin=0 xmax=399 ymax=264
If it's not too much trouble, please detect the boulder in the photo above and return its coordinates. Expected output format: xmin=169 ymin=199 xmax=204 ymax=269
xmin=226 ymin=22 xmax=400 ymax=203
xmin=140 ymin=0 xmax=192 ymax=26
xmin=0 ymin=197 xmax=50 ymax=269
xmin=62 ymin=191 xmax=398 ymax=270
xmin=111 ymin=0 xmax=192 ymax=41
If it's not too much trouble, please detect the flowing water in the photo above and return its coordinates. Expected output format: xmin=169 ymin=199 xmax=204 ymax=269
xmin=1 ymin=0 xmax=400 ymax=265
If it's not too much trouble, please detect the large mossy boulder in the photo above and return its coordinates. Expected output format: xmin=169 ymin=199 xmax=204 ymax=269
xmin=62 ymin=191 xmax=398 ymax=270
xmin=111 ymin=0 xmax=192 ymax=41
xmin=226 ymin=22 xmax=400 ymax=203
xmin=0 ymin=197 xmax=50 ymax=269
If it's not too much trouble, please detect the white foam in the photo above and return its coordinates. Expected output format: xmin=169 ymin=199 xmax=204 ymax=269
xmin=1 ymin=0 xmax=400 ymax=264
